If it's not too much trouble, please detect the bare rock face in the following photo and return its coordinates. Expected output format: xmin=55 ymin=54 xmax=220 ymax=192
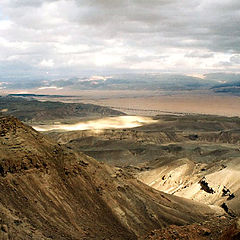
xmin=143 ymin=217 xmax=235 ymax=240
xmin=0 ymin=116 xmax=221 ymax=239
xmin=0 ymin=116 xmax=48 ymax=176
xmin=220 ymin=218 xmax=240 ymax=240
xmin=199 ymin=178 xmax=215 ymax=194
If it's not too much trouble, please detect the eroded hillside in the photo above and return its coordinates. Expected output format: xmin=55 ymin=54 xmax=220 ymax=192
xmin=0 ymin=116 xmax=222 ymax=239
xmin=48 ymin=114 xmax=240 ymax=219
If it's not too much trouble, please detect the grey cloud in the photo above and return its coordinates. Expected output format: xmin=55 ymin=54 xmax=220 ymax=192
xmin=218 ymin=61 xmax=233 ymax=67
xmin=0 ymin=0 xmax=240 ymax=77
xmin=5 ymin=0 xmax=59 ymax=8
xmin=217 ymin=54 xmax=240 ymax=67
xmin=68 ymin=0 xmax=240 ymax=53
xmin=185 ymin=51 xmax=214 ymax=58
xmin=230 ymin=55 xmax=240 ymax=64
xmin=124 ymin=55 xmax=168 ymax=63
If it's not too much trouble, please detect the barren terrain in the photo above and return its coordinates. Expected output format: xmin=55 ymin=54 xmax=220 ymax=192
xmin=0 ymin=116 xmax=225 ymax=239
xmin=1 ymin=96 xmax=240 ymax=239
xmin=48 ymin=114 xmax=240 ymax=219
xmin=5 ymin=89 xmax=240 ymax=117
xmin=82 ymin=94 xmax=240 ymax=117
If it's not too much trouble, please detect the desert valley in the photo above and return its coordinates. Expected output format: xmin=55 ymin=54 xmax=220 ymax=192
xmin=1 ymin=0 xmax=240 ymax=239
xmin=0 ymin=93 xmax=240 ymax=239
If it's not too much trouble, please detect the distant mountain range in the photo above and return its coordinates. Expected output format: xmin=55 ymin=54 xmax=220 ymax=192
xmin=211 ymin=82 xmax=240 ymax=94
xmin=1 ymin=73 xmax=240 ymax=94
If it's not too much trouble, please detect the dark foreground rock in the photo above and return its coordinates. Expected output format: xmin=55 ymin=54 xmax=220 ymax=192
xmin=143 ymin=217 xmax=237 ymax=240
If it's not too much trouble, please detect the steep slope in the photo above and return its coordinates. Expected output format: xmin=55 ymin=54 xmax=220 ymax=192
xmin=0 ymin=116 xmax=221 ymax=239
xmin=137 ymin=154 xmax=240 ymax=217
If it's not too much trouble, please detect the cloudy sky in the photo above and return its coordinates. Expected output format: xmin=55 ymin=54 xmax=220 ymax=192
xmin=0 ymin=0 xmax=240 ymax=78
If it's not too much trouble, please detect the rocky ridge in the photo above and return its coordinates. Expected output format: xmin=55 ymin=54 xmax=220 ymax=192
xmin=0 ymin=116 xmax=221 ymax=239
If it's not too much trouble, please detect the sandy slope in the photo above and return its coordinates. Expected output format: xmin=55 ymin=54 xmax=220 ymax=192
xmin=138 ymin=156 xmax=240 ymax=216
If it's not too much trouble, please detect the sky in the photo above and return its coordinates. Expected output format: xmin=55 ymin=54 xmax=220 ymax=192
xmin=0 ymin=0 xmax=240 ymax=78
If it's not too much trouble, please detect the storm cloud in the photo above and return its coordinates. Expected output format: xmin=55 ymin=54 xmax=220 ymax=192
xmin=0 ymin=0 xmax=240 ymax=77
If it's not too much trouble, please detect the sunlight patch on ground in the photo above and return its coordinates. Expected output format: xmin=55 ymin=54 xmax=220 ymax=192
xmin=33 ymin=116 xmax=157 ymax=132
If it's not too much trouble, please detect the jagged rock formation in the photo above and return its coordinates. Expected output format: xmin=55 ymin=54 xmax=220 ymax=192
xmin=199 ymin=178 xmax=215 ymax=194
xmin=0 ymin=116 xmax=221 ymax=239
